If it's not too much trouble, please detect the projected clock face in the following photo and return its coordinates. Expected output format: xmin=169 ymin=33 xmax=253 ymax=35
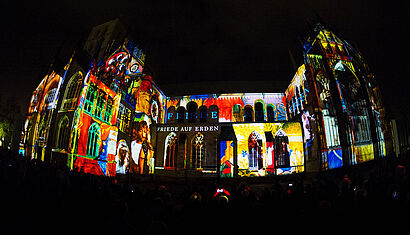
xmin=151 ymin=100 xmax=158 ymax=122
xmin=130 ymin=63 xmax=139 ymax=73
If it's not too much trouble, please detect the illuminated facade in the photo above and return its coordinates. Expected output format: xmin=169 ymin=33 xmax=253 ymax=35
xmin=22 ymin=20 xmax=389 ymax=178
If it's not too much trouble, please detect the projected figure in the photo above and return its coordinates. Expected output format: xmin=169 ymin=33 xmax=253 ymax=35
xmin=130 ymin=121 xmax=152 ymax=174
xmin=275 ymin=129 xmax=290 ymax=168
xmin=133 ymin=75 xmax=153 ymax=114
xmin=115 ymin=140 xmax=129 ymax=174
xmin=248 ymin=131 xmax=263 ymax=170
xmin=220 ymin=141 xmax=234 ymax=178
xmin=265 ymin=131 xmax=275 ymax=174
xmin=302 ymin=111 xmax=315 ymax=159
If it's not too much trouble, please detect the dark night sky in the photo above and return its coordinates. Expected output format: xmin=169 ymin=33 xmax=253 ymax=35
xmin=1 ymin=0 xmax=409 ymax=115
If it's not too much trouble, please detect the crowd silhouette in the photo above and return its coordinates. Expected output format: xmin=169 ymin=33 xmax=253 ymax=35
xmin=1 ymin=147 xmax=409 ymax=234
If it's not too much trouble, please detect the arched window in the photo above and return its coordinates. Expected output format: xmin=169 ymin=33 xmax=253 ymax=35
xmin=177 ymin=107 xmax=186 ymax=123
xmin=167 ymin=106 xmax=176 ymax=123
xmin=164 ymin=132 xmax=178 ymax=168
xmin=209 ymin=105 xmax=219 ymax=123
xmin=292 ymin=96 xmax=298 ymax=116
xmin=232 ymin=104 xmax=242 ymax=122
xmin=267 ymin=105 xmax=275 ymax=122
xmin=103 ymin=97 xmax=113 ymax=123
xmin=187 ymin=102 xmax=198 ymax=123
xmin=191 ymin=133 xmax=205 ymax=169
xmin=289 ymin=98 xmax=295 ymax=118
xmin=274 ymin=129 xmax=290 ymax=168
xmin=248 ymin=131 xmax=263 ymax=170
xmin=86 ymin=123 xmax=101 ymax=159
xmin=84 ymin=84 xmax=97 ymax=114
xmin=62 ymin=72 xmax=84 ymax=111
xmin=179 ymin=134 xmax=187 ymax=168
xmin=44 ymin=88 xmax=57 ymax=109
xmin=93 ymin=91 xmax=106 ymax=119
xmin=199 ymin=106 xmax=207 ymax=123
xmin=296 ymin=86 xmax=302 ymax=112
xmin=117 ymin=103 xmax=131 ymax=133
xmin=265 ymin=131 xmax=275 ymax=174
xmin=286 ymin=100 xmax=291 ymax=119
xmin=56 ymin=116 xmax=70 ymax=149
xmin=244 ymin=105 xmax=254 ymax=122
xmin=276 ymin=103 xmax=287 ymax=121
xmin=255 ymin=101 xmax=265 ymax=122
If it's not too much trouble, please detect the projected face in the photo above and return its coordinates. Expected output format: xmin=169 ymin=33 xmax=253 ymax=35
xmin=133 ymin=121 xmax=148 ymax=143
xmin=249 ymin=132 xmax=258 ymax=147
xmin=118 ymin=147 xmax=128 ymax=161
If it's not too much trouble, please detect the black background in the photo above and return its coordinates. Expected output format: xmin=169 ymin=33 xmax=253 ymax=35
xmin=1 ymin=0 xmax=408 ymax=115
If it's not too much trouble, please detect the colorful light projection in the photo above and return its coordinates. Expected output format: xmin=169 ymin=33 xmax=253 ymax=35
xmin=91 ymin=39 xmax=167 ymax=124
xmin=70 ymin=92 xmax=114 ymax=175
xmin=128 ymin=74 xmax=167 ymax=124
xmin=285 ymin=65 xmax=308 ymax=119
xmin=220 ymin=141 xmax=234 ymax=178
xmin=115 ymin=139 xmax=130 ymax=174
xmin=167 ymin=93 xmax=287 ymax=123
xmin=71 ymin=101 xmax=156 ymax=176
xmin=305 ymin=28 xmax=384 ymax=168
xmin=129 ymin=116 xmax=155 ymax=175
xmin=310 ymin=66 xmax=345 ymax=169
xmin=22 ymin=21 xmax=388 ymax=178
xmin=92 ymin=40 xmax=146 ymax=92
xmin=328 ymin=148 xmax=343 ymax=169
xmin=28 ymin=71 xmax=63 ymax=114
xmin=24 ymin=71 xmax=63 ymax=159
xmin=232 ymin=122 xmax=304 ymax=176
xmin=301 ymin=110 xmax=315 ymax=161
xmin=316 ymin=29 xmax=350 ymax=61
xmin=62 ymin=38 xmax=163 ymax=176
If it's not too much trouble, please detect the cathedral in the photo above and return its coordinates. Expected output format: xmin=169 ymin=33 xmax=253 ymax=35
xmin=21 ymin=19 xmax=389 ymax=178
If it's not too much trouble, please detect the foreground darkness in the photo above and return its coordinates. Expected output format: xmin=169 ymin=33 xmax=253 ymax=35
xmin=1 ymin=147 xmax=409 ymax=234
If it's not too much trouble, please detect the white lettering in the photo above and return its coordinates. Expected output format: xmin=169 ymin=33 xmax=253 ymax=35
xmin=156 ymin=125 xmax=219 ymax=132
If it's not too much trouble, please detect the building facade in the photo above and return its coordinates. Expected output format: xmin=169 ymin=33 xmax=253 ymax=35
xmin=22 ymin=20 xmax=390 ymax=178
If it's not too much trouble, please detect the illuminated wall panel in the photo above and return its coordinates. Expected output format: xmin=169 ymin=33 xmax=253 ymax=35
xmin=232 ymin=122 xmax=304 ymax=176
xmin=21 ymin=20 xmax=389 ymax=178
xmin=220 ymin=141 xmax=234 ymax=178
xmin=166 ymin=93 xmax=286 ymax=123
